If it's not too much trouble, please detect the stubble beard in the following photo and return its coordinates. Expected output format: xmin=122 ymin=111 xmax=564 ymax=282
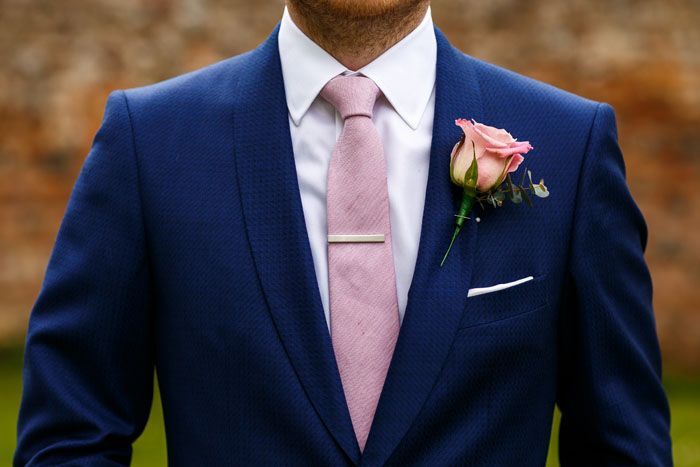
xmin=286 ymin=0 xmax=430 ymax=71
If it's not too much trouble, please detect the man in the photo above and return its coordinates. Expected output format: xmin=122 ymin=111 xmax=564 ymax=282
xmin=15 ymin=0 xmax=672 ymax=465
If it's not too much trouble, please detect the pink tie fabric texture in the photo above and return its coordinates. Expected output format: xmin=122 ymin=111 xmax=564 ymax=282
xmin=320 ymin=75 xmax=400 ymax=452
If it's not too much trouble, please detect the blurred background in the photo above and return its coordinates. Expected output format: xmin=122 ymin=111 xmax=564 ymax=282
xmin=0 ymin=0 xmax=698 ymax=464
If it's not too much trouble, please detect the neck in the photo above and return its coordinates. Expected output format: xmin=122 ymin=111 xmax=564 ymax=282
xmin=286 ymin=1 xmax=430 ymax=71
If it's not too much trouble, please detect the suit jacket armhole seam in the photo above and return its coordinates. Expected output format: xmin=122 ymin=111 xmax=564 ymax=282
xmin=555 ymin=101 xmax=603 ymax=420
xmin=561 ymin=101 xmax=603 ymax=279
xmin=118 ymin=90 xmax=152 ymax=263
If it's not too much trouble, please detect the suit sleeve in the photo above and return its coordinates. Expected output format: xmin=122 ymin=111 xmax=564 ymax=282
xmin=556 ymin=103 xmax=673 ymax=466
xmin=14 ymin=91 xmax=154 ymax=466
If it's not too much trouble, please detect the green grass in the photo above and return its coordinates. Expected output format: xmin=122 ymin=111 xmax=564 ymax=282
xmin=1 ymin=348 xmax=698 ymax=466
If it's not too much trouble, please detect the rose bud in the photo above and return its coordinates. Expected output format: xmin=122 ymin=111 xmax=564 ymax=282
xmin=451 ymin=119 xmax=533 ymax=192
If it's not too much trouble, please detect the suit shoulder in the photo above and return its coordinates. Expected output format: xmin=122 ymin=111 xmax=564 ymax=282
xmin=117 ymin=48 xmax=255 ymax=119
xmin=459 ymin=51 xmax=601 ymax=122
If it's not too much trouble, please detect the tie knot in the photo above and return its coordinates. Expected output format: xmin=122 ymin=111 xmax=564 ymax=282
xmin=320 ymin=75 xmax=381 ymax=120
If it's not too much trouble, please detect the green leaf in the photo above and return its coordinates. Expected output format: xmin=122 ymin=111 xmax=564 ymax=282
xmin=506 ymin=173 xmax=515 ymax=190
xmin=462 ymin=141 xmax=478 ymax=197
xmin=492 ymin=190 xmax=505 ymax=202
xmin=509 ymin=185 xmax=523 ymax=204
xmin=520 ymin=184 xmax=533 ymax=207
xmin=527 ymin=170 xmax=536 ymax=191
xmin=533 ymin=179 xmax=550 ymax=198
xmin=519 ymin=167 xmax=528 ymax=191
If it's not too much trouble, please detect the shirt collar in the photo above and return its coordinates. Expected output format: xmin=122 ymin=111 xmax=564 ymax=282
xmin=278 ymin=6 xmax=437 ymax=130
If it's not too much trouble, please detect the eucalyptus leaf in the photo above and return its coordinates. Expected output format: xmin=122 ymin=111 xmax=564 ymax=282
xmin=520 ymin=184 xmax=533 ymax=207
xmin=534 ymin=179 xmax=550 ymax=198
xmin=509 ymin=186 xmax=523 ymax=204
xmin=506 ymin=173 xmax=515 ymax=190
xmin=527 ymin=170 xmax=536 ymax=192
xmin=533 ymin=186 xmax=549 ymax=198
xmin=519 ymin=167 xmax=528 ymax=190
xmin=487 ymin=191 xmax=505 ymax=208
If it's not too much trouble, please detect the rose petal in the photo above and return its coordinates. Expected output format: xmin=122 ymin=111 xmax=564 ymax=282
xmin=456 ymin=119 xmax=490 ymax=150
xmin=449 ymin=138 xmax=465 ymax=185
xmin=509 ymin=141 xmax=533 ymax=153
xmin=475 ymin=151 xmax=506 ymax=191
xmin=471 ymin=120 xmax=515 ymax=147
xmin=506 ymin=153 xmax=525 ymax=173
xmin=450 ymin=141 xmax=470 ymax=186
xmin=455 ymin=118 xmax=470 ymax=129
xmin=486 ymin=141 xmax=533 ymax=158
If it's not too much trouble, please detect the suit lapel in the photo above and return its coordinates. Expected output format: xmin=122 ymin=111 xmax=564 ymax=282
xmin=360 ymin=28 xmax=484 ymax=466
xmin=233 ymin=26 xmax=361 ymax=464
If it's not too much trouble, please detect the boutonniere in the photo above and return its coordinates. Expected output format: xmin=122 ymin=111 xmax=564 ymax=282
xmin=440 ymin=119 xmax=550 ymax=267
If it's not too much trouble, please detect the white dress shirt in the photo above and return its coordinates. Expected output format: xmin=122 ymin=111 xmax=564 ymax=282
xmin=278 ymin=6 xmax=437 ymax=329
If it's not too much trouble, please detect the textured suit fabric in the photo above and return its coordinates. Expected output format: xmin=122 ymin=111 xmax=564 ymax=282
xmin=322 ymin=75 xmax=401 ymax=452
xmin=15 ymin=24 xmax=672 ymax=466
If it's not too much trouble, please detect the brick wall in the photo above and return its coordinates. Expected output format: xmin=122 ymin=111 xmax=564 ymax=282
xmin=1 ymin=0 xmax=698 ymax=372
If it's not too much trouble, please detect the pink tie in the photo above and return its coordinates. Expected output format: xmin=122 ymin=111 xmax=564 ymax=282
xmin=320 ymin=75 xmax=400 ymax=452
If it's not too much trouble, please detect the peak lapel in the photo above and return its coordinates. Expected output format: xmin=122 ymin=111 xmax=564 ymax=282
xmin=360 ymin=28 xmax=484 ymax=466
xmin=233 ymin=26 xmax=361 ymax=464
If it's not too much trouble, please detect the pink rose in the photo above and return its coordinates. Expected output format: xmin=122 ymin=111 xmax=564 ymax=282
xmin=450 ymin=119 xmax=533 ymax=192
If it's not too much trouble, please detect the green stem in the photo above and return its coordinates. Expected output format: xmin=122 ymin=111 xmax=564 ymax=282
xmin=440 ymin=193 xmax=474 ymax=267
xmin=440 ymin=224 xmax=462 ymax=267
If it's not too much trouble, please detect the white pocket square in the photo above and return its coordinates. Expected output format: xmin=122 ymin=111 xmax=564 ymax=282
xmin=467 ymin=276 xmax=534 ymax=298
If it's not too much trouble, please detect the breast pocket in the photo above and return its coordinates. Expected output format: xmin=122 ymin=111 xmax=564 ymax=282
xmin=457 ymin=274 xmax=549 ymax=330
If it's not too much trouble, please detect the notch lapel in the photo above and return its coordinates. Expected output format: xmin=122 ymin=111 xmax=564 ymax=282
xmin=360 ymin=28 xmax=484 ymax=466
xmin=233 ymin=26 xmax=361 ymax=464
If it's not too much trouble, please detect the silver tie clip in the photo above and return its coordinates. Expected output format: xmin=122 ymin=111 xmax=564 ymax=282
xmin=327 ymin=234 xmax=385 ymax=243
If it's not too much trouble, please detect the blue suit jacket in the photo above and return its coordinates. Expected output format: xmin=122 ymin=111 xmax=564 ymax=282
xmin=15 ymin=25 xmax=672 ymax=466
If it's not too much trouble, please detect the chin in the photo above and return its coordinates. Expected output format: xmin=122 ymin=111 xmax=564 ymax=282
xmin=296 ymin=0 xmax=425 ymax=18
